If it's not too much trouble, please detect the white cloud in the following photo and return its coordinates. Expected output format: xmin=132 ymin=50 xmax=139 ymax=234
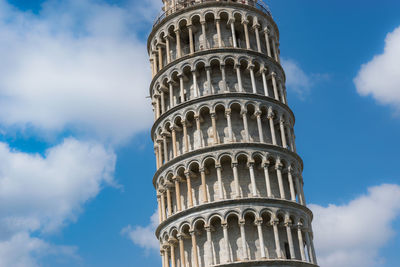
xmin=281 ymin=58 xmax=312 ymax=97
xmin=0 ymin=138 xmax=116 ymax=266
xmin=121 ymin=211 xmax=159 ymax=252
xmin=354 ymin=26 xmax=400 ymax=111
xmin=0 ymin=0 xmax=156 ymax=144
xmin=310 ymin=184 xmax=400 ymax=267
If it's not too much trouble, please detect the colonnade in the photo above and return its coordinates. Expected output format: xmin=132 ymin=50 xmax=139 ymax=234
xmin=152 ymin=58 xmax=286 ymax=119
xmin=156 ymin=154 xmax=306 ymax=223
xmin=159 ymin=211 xmax=317 ymax=267
xmin=154 ymin=104 xmax=295 ymax=169
xmin=150 ymin=8 xmax=279 ymax=76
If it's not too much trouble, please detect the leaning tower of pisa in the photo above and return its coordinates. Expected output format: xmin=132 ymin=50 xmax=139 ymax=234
xmin=148 ymin=1 xmax=318 ymax=266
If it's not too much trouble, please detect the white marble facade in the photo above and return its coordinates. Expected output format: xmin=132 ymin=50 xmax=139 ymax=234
xmin=148 ymin=1 xmax=318 ymax=266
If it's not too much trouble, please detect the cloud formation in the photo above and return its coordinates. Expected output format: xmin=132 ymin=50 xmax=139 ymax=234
xmin=310 ymin=184 xmax=400 ymax=267
xmin=0 ymin=138 xmax=116 ymax=266
xmin=0 ymin=0 xmax=155 ymax=144
xmin=354 ymin=26 xmax=400 ymax=111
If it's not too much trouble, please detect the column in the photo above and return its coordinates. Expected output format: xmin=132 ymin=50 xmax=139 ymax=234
xmin=220 ymin=64 xmax=227 ymax=92
xmin=254 ymin=24 xmax=261 ymax=52
xmin=280 ymin=117 xmax=288 ymax=148
xmin=305 ymin=230 xmax=314 ymax=263
xmin=161 ymin=91 xmax=166 ymax=114
xmin=268 ymin=109 xmax=277 ymax=145
xmin=294 ymin=175 xmax=304 ymax=205
xmin=309 ymin=229 xmax=318 ymax=264
xmin=272 ymin=219 xmax=282 ymax=258
xmin=155 ymin=95 xmax=161 ymax=118
xmin=241 ymin=110 xmax=250 ymax=142
xmin=275 ymin=159 xmax=285 ymax=199
xmin=279 ymin=81 xmax=286 ymax=104
xmin=162 ymin=134 xmax=168 ymax=162
xmin=185 ymin=171 xmax=193 ymax=208
xmin=235 ymin=64 xmax=243 ymax=92
xmin=222 ymin=222 xmax=231 ymax=262
xmin=271 ymin=72 xmax=279 ymax=101
xmin=255 ymin=111 xmax=264 ymax=143
xmin=211 ymin=112 xmax=218 ymax=145
xmin=192 ymin=70 xmax=198 ymax=97
xmin=173 ymin=176 xmax=182 ymax=212
xmin=169 ymin=242 xmax=176 ymax=267
xmin=205 ymin=226 xmax=215 ymax=265
xmin=178 ymin=235 xmax=186 ymax=267
xmin=216 ymin=19 xmax=222 ymax=48
xmin=161 ymin=249 xmax=166 ymax=267
xmin=179 ymin=74 xmax=185 ymax=103
xmin=285 ymin=221 xmax=295 ymax=259
xmin=190 ymin=230 xmax=199 ymax=267
xmin=225 ymin=109 xmax=233 ymax=142
xmin=157 ymin=139 xmax=163 ymax=165
xmin=248 ymin=162 xmax=258 ymax=197
xmin=166 ymin=184 xmax=172 ymax=217
xmin=263 ymin=162 xmax=272 ymax=197
xmin=157 ymin=193 xmax=162 ymax=223
xmin=288 ymin=168 xmax=296 ymax=201
xmin=286 ymin=124 xmax=294 ymax=152
xmin=206 ymin=66 xmax=212 ymax=94
xmin=188 ymin=25 xmax=194 ymax=54
xmin=249 ymin=65 xmax=257 ymax=93
xmin=239 ymin=219 xmax=249 ymax=260
xmin=297 ymin=224 xmax=306 ymax=261
xmin=160 ymin=189 xmax=166 ymax=221
xmin=200 ymin=20 xmax=207 ymax=50
xmin=261 ymin=69 xmax=269 ymax=96
xmin=200 ymin=168 xmax=208 ymax=203
xmin=194 ymin=115 xmax=202 ymax=148
xmin=264 ymin=29 xmax=272 ymax=57
xmin=155 ymin=144 xmax=160 ymax=169
xmin=230 ymin=19 xmax=237 ymax=48
xmin=299 ymin=176 xmax=307 ymax=205
xmin=182 ymin=120 xmax=189 ymax=153
xmin=256 ymin=219 xmax=267 ymax=258
xmin=216 ymin=164 xmax=224 ymax=200
xmin=243 ymin=20 xmax=250 ymax=49
xmin=171 ymin=127 xmax=177 ymax=158
xmin=166 ymin=36 xmax=171 ymax=64
xmin=158 ymin=44 xmax=163 ymax=70
xmin=150 ymin=58 xmax=155 ymax=78
xmin=232 ymin=162 xmax=241 ymax=198
xmin=175 ymin=29 xmax=181 ymax=58
xmin=272 ymin=37 xmax=279 ymax=62
xmin=168 ymin=81 xmax=174 ymax=109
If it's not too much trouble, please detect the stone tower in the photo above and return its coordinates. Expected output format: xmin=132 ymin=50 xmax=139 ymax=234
xmin=148 ymin=1 xmax=318 ymax=266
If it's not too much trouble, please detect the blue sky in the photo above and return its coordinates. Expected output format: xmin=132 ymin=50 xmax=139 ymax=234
xmin=0 ymin=0 xmax=399 ymax=266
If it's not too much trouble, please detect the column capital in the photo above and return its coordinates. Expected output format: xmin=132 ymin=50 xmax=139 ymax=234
xmin=225 ymin=109 xmax=231 ymax=116
xmin=241 ymin=19 xmax=249 ymax=25
xmin=215 ymin=164 xmax=222 ymax=170
xmin=221 ymin=222 xmax=229 ymax=229
xmin=275 ymin=159 xmax=283 ymax=170
xmin=267 ymin=108 xmax=274 ymax=118
xmin=247 ymin=162 xmax=254 ymax=168
xmin=238 ymin=219 xmax=246 ymax=226
xmin=252 ymin=23 xmax=260 ymax=29
xmin=254 ymin=110 xmax=262 ymax=117
xmin=254 ymin=218 xmax=263 ymax=226
xmin=270 ymin=218 xmax=279 ymax=226
xmin=210 ymin=112 xmax=216 ymax=118
xmin=231 ymin=161 xmax=238 ymax=168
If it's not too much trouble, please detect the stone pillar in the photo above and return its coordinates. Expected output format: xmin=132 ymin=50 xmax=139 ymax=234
xmin=179 ymin=74 xmax=185 ymax=104
xmin=188 ymin=25 xmax=194 ymax=54
xmin=190 ymin=230 xmax=199 ymax=267
xmin=185 ymin=171 xmax=194 ymax=208
xmin=178 ymin=235 xmax=186 ymax=267
xmin=171 ymin=127 xmax=177 ymax=158
xmin=200 ymin=168 xmax=208 ymax=203
xmin=243 ymin=20 xmax=250 ymax=49
xmin=201 ymin=21 xmax=207 ymax=50
xmin=279 ymin=80 xmax=286 ymax=104
xmin=155 ymin=94 xmax=160 ymax=119
xmin=229 ymin=19 xmax=237 ymax=48
xmin=241 ymin=110 xmax=250 ymax=142
xmin=248 ymin=162 xmax=258 ymax=197
xmin=272 ymin=219 xmax=282 ymax=259
xmin=287 ymin=168 xmax=296 ymax=201
xmin=166 ymin=36 xmax=171 ymax=64
xmin=262 ymin=69 xmax=269 ymax=96
xmin=263 ymin=161 xmax=272 ymax=198
xmin=297 ymin=224 xmax=306 ymax=261
xmin=216 ymin=164 xmax=224 ymax=200
xmin=160 ymin=91 xmax=166 ymax=114
xmin=255 ymin=218 xmax=267 ymax=258
xmin=249 ymin=64 xmax=257 ymax=93
xmin=305 ymin=230 xmax=314 ymax=264
xmin=255 ymin=110 xmax=264 ymax=143
xmin=254 ymin=24 xmax=261 ymax=52
xmin=205 ymin=226 xmax=214 ymax=265
xmin=168 ymin=81 xmax=174 ymax=109
xmin=280 ymin=117 xmax=288 ymax=148
xmin=211 ymin=112 xmax=218 ymax=145
xmin=160 ymin=189 xmax=166 ymax=221
xmin=286 ymin=123 xmax=294 ymax=152
xmin=275 ymin=159 xmax=285 ymax=199
xmin=264 ymin=29 xmax=272 ymax=57
xmin=271 ymin=72 xmax=279 ymax=101
xmin=235 ymin=64 xmax=243 ymax=92
xmin=182 ymin=120 xmax=189 ymax=153
xmin=162 ymin=134 xmax=168 ymax=162
xmin=268 ymin=109 xmax=277 ymax=145
xmin=294 ymin=175 xmax=305 ymax=205
xmin=194 ymin=115 xmax=202 ymax=148
xmin=285 ymin=220 xmax=296 ymax=259
xmin=220 ymin=64 xmax=227 ymax=92
xmin=166 ymin=183 xmax=173 ymax=217
xmin=175 ymin=29 xmax=181 ymax=58
xmin=239 ymin=219 xmax=249 ymax=260
xmin=158 ymin=44 xmax=163 ymax=71
xmin=169 ymin=240 xmax=177 ymax=267
xmin=205 ymin=66 xmax=212 ymax=94
xmin=225 ymin=109 xmax=233 ymax=142
xmin=216 ymin=19 xmax=222 ymax=48
xmin=222 ymin=222 xmax=231 ymax=262
xmin=232 ymin=162 xmax=241 ymax=198
xmin=192 ymin=70 xmax=198 ymax=97
xmin=157 ymin=193 xmax=162 ymax=223
xmin=161 ymin=249 xmax=166 ymax=267
xmin=173 ymin=176 xmax=182 ymax=212
xmin=272 ymin=37 xmax=279 ymax=62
